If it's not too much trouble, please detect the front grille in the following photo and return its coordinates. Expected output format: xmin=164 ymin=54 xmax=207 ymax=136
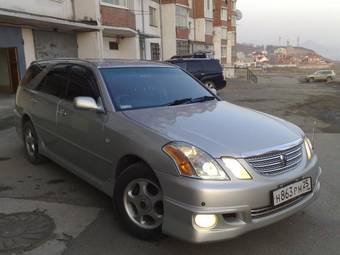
xmin=245 ymin=143 xmax=304 ymax=176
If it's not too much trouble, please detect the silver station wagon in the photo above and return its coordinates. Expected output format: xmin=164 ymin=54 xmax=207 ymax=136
xmin=15 ymin=59 xmax=321 ymax=243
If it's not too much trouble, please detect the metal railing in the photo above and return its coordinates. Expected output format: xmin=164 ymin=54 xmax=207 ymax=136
xmin=246 ymin=68 xmax=258 ymax=83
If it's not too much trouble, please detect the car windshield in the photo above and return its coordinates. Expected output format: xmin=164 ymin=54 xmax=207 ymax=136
xmin=100 ymin=67 xmax=215 ymax=111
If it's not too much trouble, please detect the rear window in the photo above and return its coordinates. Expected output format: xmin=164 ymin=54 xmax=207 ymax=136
xmin=21 ymin=64 xmax=44 ymax=86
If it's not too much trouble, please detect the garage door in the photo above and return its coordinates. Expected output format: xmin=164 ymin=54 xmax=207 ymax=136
xmin=34 ymin=30 xmax=78 ymax=60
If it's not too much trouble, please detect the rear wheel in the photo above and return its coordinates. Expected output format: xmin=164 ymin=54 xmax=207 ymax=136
xmin=114 ymin=162 xmax=164 ymax=241
xmin=23 ymin=121 xmax=45 ymax=164
xmin=203 ymin=80 xmax=216 ymax=90
xmin=326 ymin=77 xmax=333 ymax=83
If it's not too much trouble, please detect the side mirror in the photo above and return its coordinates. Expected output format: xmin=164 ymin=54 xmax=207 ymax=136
xmin=74 ymin=97 xmax=104 ymax=112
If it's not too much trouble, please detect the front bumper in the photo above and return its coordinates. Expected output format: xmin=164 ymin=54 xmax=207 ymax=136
xmin=158 ymin=156 xmax=321 ymax=243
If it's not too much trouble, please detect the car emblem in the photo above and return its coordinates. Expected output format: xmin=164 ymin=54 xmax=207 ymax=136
xmin=280 ymin=154 xmax=287 ymax=167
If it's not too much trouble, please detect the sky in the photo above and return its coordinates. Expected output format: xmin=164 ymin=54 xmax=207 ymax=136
xmin=237 ymin=0 xmax=340 ymax=59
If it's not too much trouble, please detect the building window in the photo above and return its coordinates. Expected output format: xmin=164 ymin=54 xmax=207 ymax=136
xmin=221 ymin=46 xmax=227 ymax=57
xmin=221 ymin=8 xmax=228 ymax=21
xmin=109 ymin=41 xmax=119 ymax=50
xmin=176 ymin=40 xmax=190 ymax=56
xmin=222 ymin=28 xmax=227 ymax=40
xmin=150 ymin=43 xmax=160 ymax=60
xmin=176 ymin=6 xmax=188 ymax=28
xmin=205 ymin=20 xmax=213 ymax=35
xmin=149 ymin=7 xmax=157 ymax=27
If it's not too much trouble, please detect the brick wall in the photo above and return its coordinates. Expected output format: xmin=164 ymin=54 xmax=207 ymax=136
xmin=101 ymin=5 xmax=136 ymax=30
xmin=176 ymin=27 xmax=189 ymax=39
xmin=192 ymin=0 xmax=204 ymax=18
xmin=205 ymin=34 xmax=213 ymax=44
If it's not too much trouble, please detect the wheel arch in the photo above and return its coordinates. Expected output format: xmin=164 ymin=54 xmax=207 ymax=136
xmin=114 ymin=154 xmax=155 ymax=180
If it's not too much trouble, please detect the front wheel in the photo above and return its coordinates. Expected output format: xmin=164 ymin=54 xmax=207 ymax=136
xmin=114 ymin=162 xmax=164 ymax=241
xmin=23 ymin=121 xmax=45 ymax=164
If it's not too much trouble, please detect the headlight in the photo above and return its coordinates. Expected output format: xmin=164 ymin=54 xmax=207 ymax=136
xmin=163 ymin=142 xmax=229 ymax=180
xmin=304 ymin=137 xmax=313 ymax=160
xmin=222 ymin=158 xmax=252 ymax=180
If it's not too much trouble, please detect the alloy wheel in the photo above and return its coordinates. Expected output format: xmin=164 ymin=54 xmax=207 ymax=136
xmin=204 ymin=81 xmax=215 ymax=89
xmin=123 ymin=178 xmax=163 ymax=230
xmin=24 ymin=127 xmax=36 ymax=158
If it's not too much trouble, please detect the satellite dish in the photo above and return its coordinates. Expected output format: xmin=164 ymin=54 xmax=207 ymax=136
xmin=236 ymin=9 xmax=243 ymax=21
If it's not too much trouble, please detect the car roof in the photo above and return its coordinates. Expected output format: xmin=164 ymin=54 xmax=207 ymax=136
xmin=31 ymin=58 xmax=174 ymax=69
xmin=167 ymin=58 xmax=218 ymax=62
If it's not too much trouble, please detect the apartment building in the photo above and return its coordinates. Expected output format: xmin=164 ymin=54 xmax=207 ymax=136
xmin=0 ymin=0 xmax=162 ymax=93
xmin=0 ymin=0 xmax=236 ymax=93
xmin=160 ymin=0 xmax=237 ymax=76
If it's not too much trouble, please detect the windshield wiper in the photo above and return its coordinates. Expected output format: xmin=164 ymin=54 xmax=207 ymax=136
xmin=166 ymin=98 xmax=193 ymax=106
xmin=165 ymin=96 xmax=216 ymax=106
xmin=190 ymin=96 xmax=216 ymax=103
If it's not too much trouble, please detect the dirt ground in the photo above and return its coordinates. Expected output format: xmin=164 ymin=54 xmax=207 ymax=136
xmin=220 ymin=73 xmax=340 ymax=134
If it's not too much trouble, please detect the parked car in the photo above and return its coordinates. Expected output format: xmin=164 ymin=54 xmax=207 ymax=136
xmin=304 ymin=70 xmax=336 ymax=83
xmin=166 ymin=58 xmax=227 ymax=90
xmin=15 ymin=59 xmax=321 ymax=243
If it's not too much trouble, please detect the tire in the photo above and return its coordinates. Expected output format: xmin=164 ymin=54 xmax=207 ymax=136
xmin=23 ymin=121 xmax=46 ymax=164
xmin=326 ymin=77 xmax=333 ymax=83
xmin=203 ymin=80 xmax=216 ymax=90
xmin=114 ymin=162 xmax=164 ymax=241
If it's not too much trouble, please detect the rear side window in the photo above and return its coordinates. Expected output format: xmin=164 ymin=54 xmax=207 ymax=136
xmin=173 ymin=62 xmax=187 ymax=70
xmin=201 ymin=60 xmax=222 ymax=73
xmin=65 ymin=65 xmax=99 ymax=101
xmin=21 ymin=64 xmax=44 ymax=86
xmin=38 ymin=65 xmax=68 ymax=98
xmin=187 ymin=61 xmax=203 ymax=73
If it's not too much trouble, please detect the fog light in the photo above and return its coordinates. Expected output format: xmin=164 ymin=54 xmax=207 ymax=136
xmin=194 ymin=214 xmax=217 ymax=229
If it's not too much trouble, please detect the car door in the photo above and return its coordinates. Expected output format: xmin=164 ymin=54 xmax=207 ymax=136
xmin=315 ymin=71 xmax=323 ymax=81
xmin=55 ymin=65 xmax=112 ymax=182
xmin=29 ymin=65 xmax=68 ymax=154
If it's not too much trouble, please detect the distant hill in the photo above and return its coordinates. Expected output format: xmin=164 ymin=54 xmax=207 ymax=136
xmin=236 ymin=43 xmax=332 ymax=63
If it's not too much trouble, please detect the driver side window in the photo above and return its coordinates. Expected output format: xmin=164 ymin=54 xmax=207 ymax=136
xmin=65 ymin=65 xmax=100 ymax=102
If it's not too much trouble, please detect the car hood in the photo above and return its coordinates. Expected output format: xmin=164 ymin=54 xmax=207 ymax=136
xmin=123 ymin=101 xmax=304 ymax=158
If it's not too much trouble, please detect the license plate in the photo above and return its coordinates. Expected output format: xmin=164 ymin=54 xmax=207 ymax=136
xmin=272 ymin=178 xmax=312 ymax=206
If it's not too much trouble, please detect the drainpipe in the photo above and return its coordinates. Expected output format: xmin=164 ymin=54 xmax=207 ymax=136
xmin=71 ymin=0 xmax=76 ymax=20
xmin=159 ymin=0 xmax=164 ymax=61
xmin=141 ymin=0 xmax=146 ymax=59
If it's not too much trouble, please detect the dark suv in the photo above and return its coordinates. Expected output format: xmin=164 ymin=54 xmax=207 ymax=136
xmin=166 ymin=58 xmax=227 ymax=90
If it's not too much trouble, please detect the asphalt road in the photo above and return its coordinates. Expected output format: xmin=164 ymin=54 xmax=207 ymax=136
xmin=0 ymin=76 xmax=339 ymax=255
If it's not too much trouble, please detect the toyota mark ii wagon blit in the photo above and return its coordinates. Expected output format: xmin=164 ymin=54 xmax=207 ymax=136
xmin=15 ymin=59 xmax=321 ymax=243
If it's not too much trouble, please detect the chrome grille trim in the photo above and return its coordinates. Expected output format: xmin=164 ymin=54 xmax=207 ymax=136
xmin=245 ymin=143 xmax=304 ymax=176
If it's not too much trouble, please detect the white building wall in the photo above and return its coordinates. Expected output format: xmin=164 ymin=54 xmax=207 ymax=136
xmin=160 ymin=4 xmax=176 ymax=60
xmin=135 ymin=0 xmax=161 ymax=36
xmin=194 ymin=19 xmax=205 ymax=42
xmin=103 ymin=36 xmax=139 ymax=59
xmin=0 ymin=0 xmax=74 ymax=19
xmin=204 ymin=0 xmax=213 ymax=19
xmin=213 ymin=27 xmax=222 ymax=60
xmin=77 ymin=31 xmax=103 ymax=58
xmin=22 ymin=28 xmax=36 ymax=67
xmin=74 ymin=0 xmax=100 ymax=22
